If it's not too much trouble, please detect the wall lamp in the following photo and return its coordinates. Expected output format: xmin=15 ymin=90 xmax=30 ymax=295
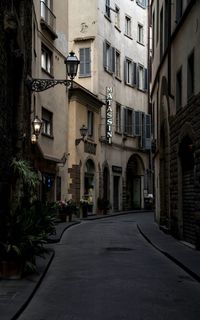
xmin=31 ymin=115 xmax=43 ymax=144
xmin=26 ymin=51 xmax=80 ymax=92
xmin=75 ymin=125 xmax=88 ymax=146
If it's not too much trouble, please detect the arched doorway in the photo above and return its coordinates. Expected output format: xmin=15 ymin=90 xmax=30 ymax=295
xmin=160 ymin=118 xmax=170 ymax=227
xmin=126 ymin=155 xmax=144 ymax=210
xmin=179 ymin=136 xmax=195 ymax=244
xmin=84 ymin=159 xmax=95 ymax=213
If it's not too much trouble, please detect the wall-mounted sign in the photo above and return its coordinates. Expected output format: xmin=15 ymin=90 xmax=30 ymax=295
xmin=112 ymin=165 xmax=122 ymax=173
xmin=106 ymin=87 xmax=113 ymax=144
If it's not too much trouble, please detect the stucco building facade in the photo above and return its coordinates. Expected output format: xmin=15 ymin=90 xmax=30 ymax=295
xmin=150 ymin=0 xmax=200 ymax=247
xmin=68 ymin=0 xmax=151 ymax=212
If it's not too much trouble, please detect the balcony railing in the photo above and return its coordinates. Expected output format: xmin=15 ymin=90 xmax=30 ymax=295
xmin=40 ymin=1 xmax=57 ymax=38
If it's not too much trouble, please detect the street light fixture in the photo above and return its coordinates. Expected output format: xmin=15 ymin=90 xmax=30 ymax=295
xmin=27 ymin=51 xmax=80 ymax=92
xmin=75 ymin=125 xmax=88 ymax=146
xmin=31 ymin=115 xmax=43 ymax=144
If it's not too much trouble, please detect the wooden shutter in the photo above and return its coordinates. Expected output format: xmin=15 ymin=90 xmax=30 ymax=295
xmin=133 ymin=62 xmax=137 ymax=86
xmin=144 ymin=68 xmax=148 ymax=91
xmin=124 ymin=60 xmax=127 ymax=84
xmin=112 ymin=47 xmax=116 ymax=73
xmin=103 ymin=41 xmax=107 ymax=69
xmin=124 ymin=108 xmax=128 ymax=133
xmin=79 ymin=48 xmax=85 ymax=75
xmin=85 ymin=48 xmax=91 ymax=75
xmin=134 ymin=111 xmax=142 ymax=136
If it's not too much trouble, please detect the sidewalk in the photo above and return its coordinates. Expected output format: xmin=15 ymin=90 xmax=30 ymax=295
xmin=1 ymin=212 xmax=200 ymax=320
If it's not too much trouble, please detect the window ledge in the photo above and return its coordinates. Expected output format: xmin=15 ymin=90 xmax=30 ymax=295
xmin=104 ymin=14 xmax=111 ymax=22
xmin=114 ymin=25 xmax=121 ymax=32
xmin=42 ymin=133 xmax=54 ymax=139
xmin=115 ymin=76 xmax=122 ymax=82
xmin=79 ymin=74 xmax=91 ymax=78
xmin=137 ymin=41 xmax=145 ymax=47
xmin=104 ymin=67 xmax=113 ymax=75
xmin=124 ymin=34 xmax=133 ymax=40
xmin=41 ymin=68 xmax=54 ymax=78
xmin=115 ymin=131 xmax=122 ymax=136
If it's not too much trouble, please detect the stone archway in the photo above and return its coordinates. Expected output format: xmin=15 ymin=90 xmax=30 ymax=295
xmin=126 ymin=154 xmax=145 ymax=210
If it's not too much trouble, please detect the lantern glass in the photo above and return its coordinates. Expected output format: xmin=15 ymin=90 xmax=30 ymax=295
xmin=80 ymin=125 xmax=88 ymax=139
xmin=32 ymin=116 xmax=43 ymax=137
xmin=65 ymin=51 xmax=80 ymax=80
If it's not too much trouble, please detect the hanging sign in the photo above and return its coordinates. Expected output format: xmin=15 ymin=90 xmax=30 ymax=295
xmin=106 ymin=87 xmax=113 ymax=144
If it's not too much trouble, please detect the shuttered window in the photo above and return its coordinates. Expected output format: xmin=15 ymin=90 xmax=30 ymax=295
xmin=103 ymin=41 xmax=115 ymax=73
xmin=87 ymin=110 xmax=94 ymax=137
xmin=80 ymin=48 xmax=91 ymax=76
xmin=134 ymin=111 xmax=142 ymax=136
xmin=124 ymin=108 xmax=134 ymax=136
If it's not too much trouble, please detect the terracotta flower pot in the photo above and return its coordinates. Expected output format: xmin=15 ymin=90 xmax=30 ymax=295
xmin=0 ymin=260 xmax=23 ymax=280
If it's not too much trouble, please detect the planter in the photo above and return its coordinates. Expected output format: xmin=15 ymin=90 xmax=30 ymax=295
xmin=0 ymin=260 xmax=23 ymax=280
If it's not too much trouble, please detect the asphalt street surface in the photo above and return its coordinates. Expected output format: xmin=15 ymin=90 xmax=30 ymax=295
xmin=18 ymin=214 xmax=200 ymax=320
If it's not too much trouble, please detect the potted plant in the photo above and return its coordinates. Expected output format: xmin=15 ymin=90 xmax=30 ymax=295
xmin=80 ymin=198 xmax=89 ymax=218
xmin=0 ymin=158 xmax=56 ymax=279
xmin=57 ymin=199 xmax=77 ymax=222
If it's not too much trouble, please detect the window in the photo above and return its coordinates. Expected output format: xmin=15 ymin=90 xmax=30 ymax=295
xmin=156 ymin=0 xmax=159 ymax=44
xmin=41 ymin=0 xmax=51 ymax=18
xmin=42 ymin=108 xmax=53 ymax=136
xmin=87 ymin=110 xmax=94 ymax=137
xmin=152 ymin=11 xmax=155 ymax=57
xmin=125 ymin=15 xmax=132 ymax=37
xmin=140 ymin=113 xmax=152 ymax=149
xmin=124 ymin=108 xmax=134 ymax=135
xmin=41 ymin=44 xmax=52 ymax=74
xmin=79 ymin=48 xmax=91 ymax=77
xmin=124 ymin=59 xmax=137 ymax=87
xmin=176 ymin=68 xmax=182 ymax=111
xmin=124 ymin=58 xmax=133 ymax=85
xmin=164 ymin=0 xmax=169 ymax=51
xmin=176 ymin=0 xmax=183 ymax=22
xmin=115 ymin=6 xmax=120 ymax=29
xmin=136 ymin=0 xmax=147 ymax=8
xmin=105 ymin=0 xmax=110 ymax=19
xmin=103 ymin=41 xmax=115 ymax=73
xmin=134 ymin=111 xmax=142 ymax=136
xmin=138 ymin=24 xmax=144 ymax=44
xmin=116 ymin=103 xmax=122 ymax=133
xmin=187 ymin=51 xmax=194 ymax=99
xmin=138 ymin=65 xmax=148 ymax=91
xmin=115 ymin=50 xmax=121 ymax=79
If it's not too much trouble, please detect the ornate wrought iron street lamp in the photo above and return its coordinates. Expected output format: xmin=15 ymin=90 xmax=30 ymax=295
xmin=27 ymin=51 xmax=80 ymax=92
xmin=75 ymin=125 xmax=88 ymax=146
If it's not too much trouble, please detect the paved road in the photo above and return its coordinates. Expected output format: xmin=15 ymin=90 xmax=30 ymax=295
xmin=18 ymin=214 xmax=200 ymax=320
